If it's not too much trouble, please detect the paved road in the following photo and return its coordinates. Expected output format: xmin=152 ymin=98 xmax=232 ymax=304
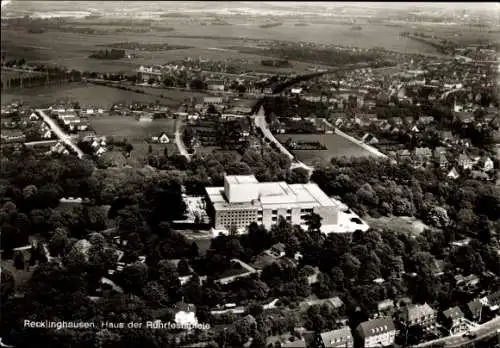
xmin=253 ymin=108 xmax=315 ymax=174
xmin=36 ymin=109 xmax=85 ymax=159
xmin=231 ymin=258 xmax=257 ymax=273
xmin=413 ymin=316 xmax=500 ymax=348
xmin=174 ymin=115 xmax=192 ymax=161
xmin=253 ymin=107 xmax=293 ymax=161
xmin=24 ymin=140 xmax=58 ymax=146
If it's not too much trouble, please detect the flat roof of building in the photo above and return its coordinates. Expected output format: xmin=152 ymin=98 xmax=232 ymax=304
xmin=207 ymin=176 xmax=339 ymax=211
xmin=225 ymin=175 xmax=259 ymax=185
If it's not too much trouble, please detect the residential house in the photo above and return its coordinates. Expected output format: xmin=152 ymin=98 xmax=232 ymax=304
xmin=436 ymin=154 xmax=449 ymax=169
xmin=471 ymin=170 xmax=490 ymax=181
xmin=361 ymin=133 xmax=379 ymax=145
xmin=447 ymin=167 xmax=460 ymax=180
xmin=403 ymin=116 xmax=415 ymax=126
xmin=410 ymin=125 xmax=420 ymax=133
xmin=1 ymin=129 xmax=26 ymax=143
xmin=451 ymin=238 xmax=471 ymax=248
xmin=206 ymin=80 xmax=225 ymax=91
xmin=281 ymin=337 xmax=307 ymax=348
xmin=173 ymin=302 xmax=198 ymax=327
xmin=136 ymin=65 xmax=163 ymax=82
xmin=390 ymin=117 xmax=403 ymax=126
xmin=486 ymin=290 xmax=500 ymax=311
xmin=41 ymin=129 xmax=52 ymax=139
xmin=299 ymin=297 xmax=344 ymax=311
xmin=203 ymin=97 xmax=223 ymax=105
xmin=440 ymin=130 xmax=454 ymax=142
xmin=355 ymin=317 xmax=396 ymax=348
xmin=482 ymin=157 xmax=494 ymax=172
xmin=380 ymin=122 xmax=392 ymax=132
xmin=398 ymin=303 xmax=437 ymax=328
xmin=90 ymin=137 xmax=106 ymax=149
xmin=458 ymin=153 xmax=474 ymax=170
xmin=417 ymin=116 xmax=434 ymax=125
xmin=390 ymin=256 xmax=405 ymax=279
xmin=440 ymin=306 xmax=465 ymax=329
xmin=306 ymin=267 xmax=321 ymax=285
xmin=138 ymin=113 xmax=154 ymax=122
xmin=303 ymin=95 xmax=321 ymax=103
xmin=414 ymin=147 xmax=432 ymax=167
xmin=433 ymin=146 xmax=447 ymax=159
xmin=291 ymin=87 xmax=303 ymax=95
xmin=152 ymin=132 xmax=170 ymax=144
xmin=268 ymin=243 xmax=286 ymax=258
xmin=29 ymin=112 xmax=39 ymax=121
xmin=320 ymin=326 xmax=354 ymax=348
xmin=50 ymin=142 xmax=69 ymax=155
xmin=455 ymin=111 xmax=474 ymax=125
xmin=377 ymin=299 xmax=395 ymax=315
xmin=431 ymin=259 xmax=446 ymax=278
xmin=466 ymin=300 xmax=483 ymax=321
xmin=397 ymin=149 xmax=411 ymax=163
xmin=95 ymin=146 xmax=107 ymax=157
xmin=79 ymin=130 xmax=97 ymax=141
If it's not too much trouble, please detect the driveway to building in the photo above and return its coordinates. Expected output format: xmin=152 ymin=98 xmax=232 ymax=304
xmin=174 ymin=115 xmax=192 ymax=161
xmin=253 ymin=108 xmax=314 ymax=175
xmin=413 ymin=316 xmax=500 ymax=348
xmin=36 ymin=109 xmax=85 ymax=159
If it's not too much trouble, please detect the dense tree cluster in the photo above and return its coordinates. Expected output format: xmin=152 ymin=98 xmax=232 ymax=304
xmin=312 ymin=157 xmax=500 ymax=240
xmin=89 ymin=49 xmax=126 ymax=60
xmin=260 ymin=96 xmax=330 ymax=120
xmin=1 ymin=146 xmax=498 ymax=347
xmin=237 ymin=44 xmax=395 ymax=68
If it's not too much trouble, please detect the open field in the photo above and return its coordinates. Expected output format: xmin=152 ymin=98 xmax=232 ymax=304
xmin=363 ymin=215 xmax=435 ymax=236
xmin=1 ymin=28 xmax=331 ymax=74
xmin=1 ymin=84 xmax=195 ymax=107
xmin=127 ymin=85 xmax=209 ymax=104
xmin=7 ymin=18 xmax=494 ymax=77
xmin=275 ymin=133 xmax=376 ymax=166
xmin=90 ymin=116 xmax=176 ymax=140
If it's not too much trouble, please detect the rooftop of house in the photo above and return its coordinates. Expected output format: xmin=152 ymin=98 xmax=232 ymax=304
xmin=467 ymin=300 xmax=482 ymax=313
xmin=356 ymin=317 xmax=395 ymax=338
xmin=377 ymin=299 xmax=395 ymax=311
xmin=455 ymin=274 xmax=480 ymax=284
xmin=300 ymin=296 xmax=344 ymax=309
xmin=320 ymin=326 xmax=353 ymax=346
xmin=270 ymin=243 xmax=286 ymax=253
xmin=487 ymin=290 xmax=500 ymax=305
xmin=403 ymin=303 xmax=436 ymax=322
xmin=174 ymin=302 xmax=196 ymax=313
xmin=415 ymin=147 xmax=432 ymax=156
xmin=442 ymin=306 xmax=464 ymax=320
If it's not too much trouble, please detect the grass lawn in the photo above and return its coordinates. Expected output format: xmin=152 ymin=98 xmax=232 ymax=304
xmin=90 ymin=116 xmax=176 ymax=141
xmin=275 ymin=133 xmax=376 ymax=166
xmin=2 ymin=83 xmax=175 ymax=107
xmin=363 ymin=215 xmax=435 ymax=236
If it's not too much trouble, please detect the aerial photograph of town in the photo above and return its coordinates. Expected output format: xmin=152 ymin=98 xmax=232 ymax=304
xmin=0 ymin=1 xmax=499 ymax=347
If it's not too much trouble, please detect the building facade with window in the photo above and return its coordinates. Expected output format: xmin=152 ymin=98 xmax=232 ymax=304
xmin=205 ymin=175 xmax=340 ymax=232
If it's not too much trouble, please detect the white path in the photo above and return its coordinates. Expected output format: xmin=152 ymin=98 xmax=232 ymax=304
xmin=36 ymin=109 xmax=85 ymax=159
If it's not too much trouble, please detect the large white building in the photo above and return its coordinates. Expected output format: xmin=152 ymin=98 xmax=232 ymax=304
xmin=205 ymin=175 xmax=363 ymax=234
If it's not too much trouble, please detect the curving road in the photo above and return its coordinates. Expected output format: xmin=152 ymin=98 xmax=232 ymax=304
xmin=174 ymin=115 xmax=192 ymax=161
xmin=36 ymin=109 xmax=85 ymax=159
xmin=413 ymin=316 xmax=500 ymax=348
